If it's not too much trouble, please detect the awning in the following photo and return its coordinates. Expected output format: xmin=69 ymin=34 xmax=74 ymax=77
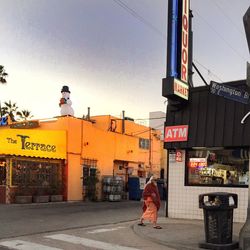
xmin=0 ymin=129 xmax=66 ymax=159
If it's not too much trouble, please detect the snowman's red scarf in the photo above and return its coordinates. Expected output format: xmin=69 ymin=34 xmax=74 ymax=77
xmin=142 ymin=183 xmax=161 ymax=212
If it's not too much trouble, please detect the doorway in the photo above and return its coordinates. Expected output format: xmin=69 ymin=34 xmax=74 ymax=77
xmin=0 ymin=159 xmax=6 ymax=203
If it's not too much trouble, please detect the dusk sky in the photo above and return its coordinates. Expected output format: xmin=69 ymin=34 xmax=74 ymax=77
xmin=0 ymin=0 xmax=249 ymax=122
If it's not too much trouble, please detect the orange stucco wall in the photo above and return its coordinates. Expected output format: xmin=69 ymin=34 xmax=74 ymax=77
xmin=36 ymin=116 xmax=163 ymax=201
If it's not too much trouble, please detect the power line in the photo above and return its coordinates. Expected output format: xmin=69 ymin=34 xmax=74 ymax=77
xmin=192 ymin=62 xmax=208 ymax=86
xmin=193 ymin=10 xmax=248 ymax=62
xmin=131 ymin=124 xmax=164 ymax=136
xmin=213 ymin=1 xmax=245 ymax=37
xmin=134 ymin=117 xmax=165 ymax=121
xmin=112 ymin=0 xmax=229 ymax=86
xmin=112 ymin=0 xmax=227 ymax=86
xmin=193 ymin=59 xmax=223 ymax=82
xmin=106 ymin=116 xmax=165 ymax=121
xmin=112 ymin=0 xmax=167 ymax=40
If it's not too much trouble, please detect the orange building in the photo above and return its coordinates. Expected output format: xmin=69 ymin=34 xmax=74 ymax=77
xmin=0 ymin=115 xmax=162 ymax=203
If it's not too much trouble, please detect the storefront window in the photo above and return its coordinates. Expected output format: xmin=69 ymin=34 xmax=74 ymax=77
xmin=12 ymin=159 xmax=62 ymax=188
xmin=186 ymin=148 xmax=249 ymax=187
xmin=139 ymin=138 xmax=149 ymax=149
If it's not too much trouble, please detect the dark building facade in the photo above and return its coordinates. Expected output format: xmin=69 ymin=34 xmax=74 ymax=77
xmin=164 ymin=80 xmax=249 ymax=222
xmin=165 ymin=80 xmax=250 ymax=149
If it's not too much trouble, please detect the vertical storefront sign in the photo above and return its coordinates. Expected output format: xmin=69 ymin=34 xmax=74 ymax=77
xmin=181 ymin=0 xmax=189 ymax=84
xmin=170 ymin=0 xmax=178 ymax=78
xmin=163 ymin=0 xmax=190 ymax=101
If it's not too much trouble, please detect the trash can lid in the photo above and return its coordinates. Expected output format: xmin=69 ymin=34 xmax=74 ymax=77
xmin=199 ymin=192 xmax=238 ymax=209
xmin=199 ymin=192 xmax=235 ymax=196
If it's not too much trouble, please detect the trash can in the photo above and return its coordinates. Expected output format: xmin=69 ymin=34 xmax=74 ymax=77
xmin=128 ymin=177 xmax=145 ymax=200
xmin=199 ymin=192 xmax=238 ymax=250
xmin=156 ymin=179 xmax=166 ymax=200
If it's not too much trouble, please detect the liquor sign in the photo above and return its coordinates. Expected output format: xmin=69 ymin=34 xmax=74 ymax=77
xmin=162 ymin=0 xmax=190 ymax=102
xmin=181 ymin=0 xmax=189 ymax=83
xmin=164 ymin=125 xmax=188 ymax=142
xmin=210 ymin=81 xmax=249 ymax=104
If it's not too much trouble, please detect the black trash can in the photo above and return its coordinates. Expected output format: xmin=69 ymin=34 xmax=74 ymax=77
xmin=157 ymin=179 xmax=167 ymax=200
xmin=199 ymin=192 xmax=238 ymax=250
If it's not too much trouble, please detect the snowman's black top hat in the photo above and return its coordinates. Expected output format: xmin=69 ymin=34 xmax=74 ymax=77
xmin=61 ymin=85 xmax=71 ymax=93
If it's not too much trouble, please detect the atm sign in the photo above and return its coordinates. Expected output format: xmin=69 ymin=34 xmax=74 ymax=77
xmin=164 ymin=125 xmax=188 ymax=142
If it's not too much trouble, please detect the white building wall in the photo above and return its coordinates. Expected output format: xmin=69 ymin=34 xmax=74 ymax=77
xmin=149 ymin=111 xmax=165 ymax=139
xmin=168 ymin=150 xmax=248 ymax=223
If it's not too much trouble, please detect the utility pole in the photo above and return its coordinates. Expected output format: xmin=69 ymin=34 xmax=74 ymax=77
xmin=239 ymin=6 xmax=250 ymax=250
xmin=149 ymin=127 xmax=152 ymax=174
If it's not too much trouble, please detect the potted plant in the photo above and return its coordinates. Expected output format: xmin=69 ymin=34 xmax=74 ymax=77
xmin=32 ymin=187 xmax=50 ymax=203
xmin=50 ymin=182 xmax=63 ymax=202
xmin=15 ymin=186 xmax=32 ymax=204
xmin=84 ymin=170 xmax=100 ymax=201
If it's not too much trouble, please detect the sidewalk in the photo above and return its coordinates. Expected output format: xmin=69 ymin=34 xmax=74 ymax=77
xmin=133 ymin=217 xmax=244 ymax=250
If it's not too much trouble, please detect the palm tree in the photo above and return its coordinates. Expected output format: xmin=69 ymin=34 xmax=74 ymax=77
xmin=16 ymin=110 xmax=33 ymax=121
xmin=0 ymin=65 xmax=8 ymax=84
xmin=1 ymin=100 xmax=18 ymax=122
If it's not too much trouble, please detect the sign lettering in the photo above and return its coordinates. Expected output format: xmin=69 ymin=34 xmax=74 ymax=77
xmin=16 ymin=134 xmax=56 ymax=152
xmin=174 ymin=78 xmax=189 ymax=100
xmin=164 ymin=0 xmax=190 ymax=101
xmin=210 ymin=81 xmax=249 ymax=104
xmin=181 ymin=0 xmax=189 ymax=83
xmin=189 ymin=158 xmax=207 ymax=168
xmin=0 ymin=129 xmax=66 ymax=159
xmin=164 ymin=125 xmax=188 ymax=142
xmin=175 ymin=150 xmax=182 ymax=162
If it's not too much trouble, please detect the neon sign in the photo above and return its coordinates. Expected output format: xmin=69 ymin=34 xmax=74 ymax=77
xmin=170 ymin=0 xmax=178 ymax=78
xmin=0 ymin=116 xmax=8 ymax=126
xmin=181 ymin=0 xmax=189 ymax=83
xmin=163 ymin=0 xmax=190 ymax=102
xmin=189 ymin=158 xmax=207 ymax=168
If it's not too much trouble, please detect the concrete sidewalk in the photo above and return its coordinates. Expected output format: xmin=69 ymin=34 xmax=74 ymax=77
xmin=133 ymin=217 xmax=244 ymax=250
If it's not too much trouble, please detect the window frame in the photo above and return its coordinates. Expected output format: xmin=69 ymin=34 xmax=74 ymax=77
xmin=185 ymin=147 xmax=249 ymax=188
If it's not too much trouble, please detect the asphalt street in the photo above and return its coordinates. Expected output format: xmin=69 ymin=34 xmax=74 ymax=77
xmin=0 ymin=221 xmax=173 ymax=250
xmin=0 ymin=200 xmax=168 ymax=250
xmin=0 ymin=200 xmax=165 ymax=239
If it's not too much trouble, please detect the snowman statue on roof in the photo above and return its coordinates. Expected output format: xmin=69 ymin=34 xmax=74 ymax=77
xmin=59 ymin=85 xmax=74 ymax=116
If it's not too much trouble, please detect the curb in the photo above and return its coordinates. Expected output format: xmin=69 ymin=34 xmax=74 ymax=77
xmin=132 ymin=220 xmax=242 ymax=250
xmin=132 ymin=222 xmax=202 ymax=250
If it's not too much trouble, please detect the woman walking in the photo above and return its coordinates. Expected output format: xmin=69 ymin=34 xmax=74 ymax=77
xmin=138 ymin=176 xmax=162 ymax=229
